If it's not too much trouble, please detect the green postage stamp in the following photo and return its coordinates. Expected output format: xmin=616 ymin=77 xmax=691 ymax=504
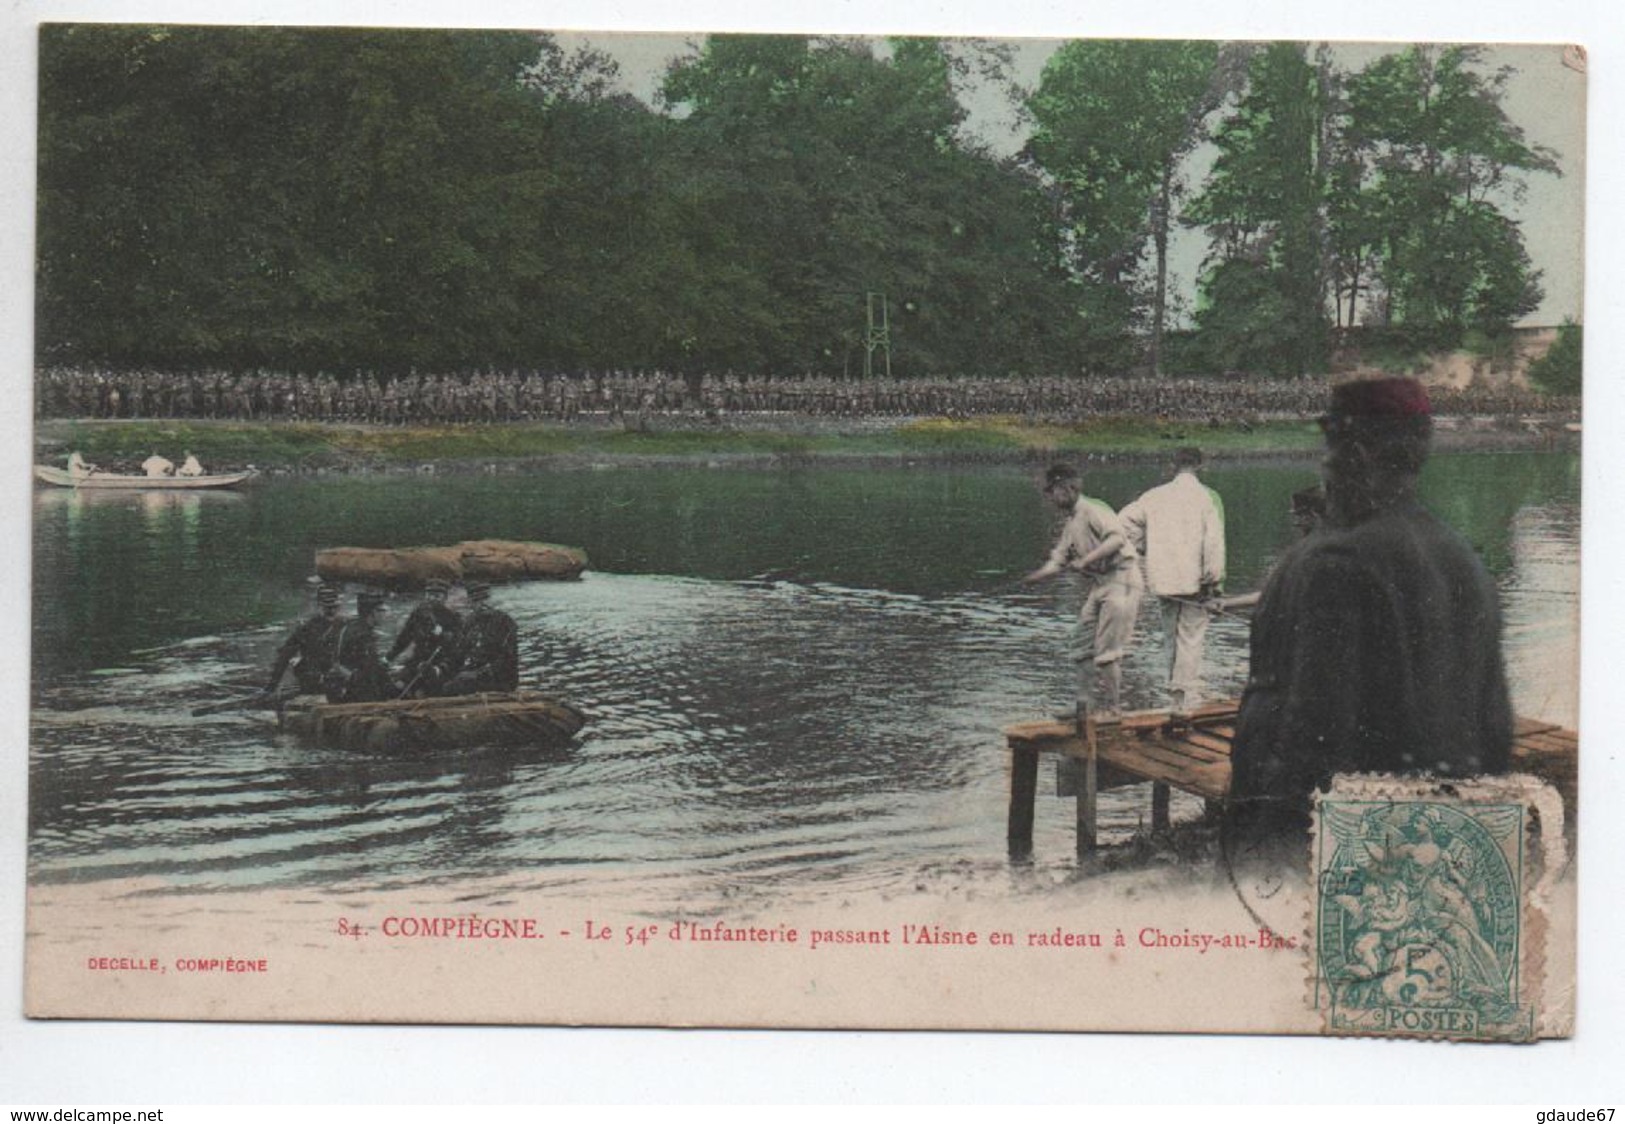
xmin=1313 ymin=775 xmax=1568 ymax=1041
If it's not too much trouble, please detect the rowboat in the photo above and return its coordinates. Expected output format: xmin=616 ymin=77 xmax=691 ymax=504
xmin=280 ymin=691 xmax=586 ymax=752
xmin=34 ymin=465 xmax=258 ymax=490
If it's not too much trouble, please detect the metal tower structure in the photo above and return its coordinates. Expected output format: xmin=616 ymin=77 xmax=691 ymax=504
xmin=863 ymin=291 xmax=892 ymax=379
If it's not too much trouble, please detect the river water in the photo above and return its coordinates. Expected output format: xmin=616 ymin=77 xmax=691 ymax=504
xmin=29 ymin=454 xmax=1579 ymax=914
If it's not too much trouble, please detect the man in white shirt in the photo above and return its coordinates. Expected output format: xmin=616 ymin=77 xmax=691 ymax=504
xmin=1120 ymin=447 xmax=1225 ymax=717
xmin=177 ymin=451 xmax=205 ymax=477
xmin=141 ymin=453 xmax=175 ymax=478
xmin=1023 ymin=463 xmax=1144 ymax=718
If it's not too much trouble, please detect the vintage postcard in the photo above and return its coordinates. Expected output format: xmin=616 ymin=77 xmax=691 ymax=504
xmin=22 ymin=25 xmax=1582 ymax=1036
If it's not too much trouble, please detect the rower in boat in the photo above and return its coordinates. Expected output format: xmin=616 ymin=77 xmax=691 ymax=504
xmin=423 ymin=581 xmax=518 ymax=696
xmin=67 ymin=450 xmax=97 ymax=478
xmin=325 ymin=591 xmax=396 ymax=704
xmin=266 ymin=584 xmax=346 ymax=696
xmin=141 ymin=453 xmax=175 ymax=478
xmin=177 ymin=451 xmax=205 ymax=477
xmin=389 ymin=578 xmax=461 ymax=697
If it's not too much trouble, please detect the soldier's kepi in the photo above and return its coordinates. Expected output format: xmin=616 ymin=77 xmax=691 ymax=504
xmin=1226 ymin=376 xmax=1514 ymax=840
xmin=265 ymin=584 xmax=345 ymax=695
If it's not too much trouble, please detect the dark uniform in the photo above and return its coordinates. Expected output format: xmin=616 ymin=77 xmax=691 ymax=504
xmin=325 ymin=593 xmax=396 ymax=703
xmin=388 ymin=579 xmax=461 ymax=694
xmin=1228 ymin=381 xmax=1513 ymax=838
xmin=267 ymin=587 xmax=345 ymax=695
xmin=429 ymin=582 xmax=519 ymax=695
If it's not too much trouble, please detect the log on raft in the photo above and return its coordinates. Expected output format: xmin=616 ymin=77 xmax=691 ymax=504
xmin=458 ymin=539 xmax=588 ymax=581
xmin=282 ymin=691 xmax=587 ymax=752
xmin=315 ymin=546 xmax=465 ymax=586
xmin=314 ymin=540 xmax=588 ymax=588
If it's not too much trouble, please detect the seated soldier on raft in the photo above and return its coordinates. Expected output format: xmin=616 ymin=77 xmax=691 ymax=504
xmin=389 ymin=578 xmax=462 ymax=697
xmin=324 ymin=591 xmax=396 ymax=703
xmin=265 ymin=584 xmax=345 ymax=696
xmin=422 ymin=581 xmax=519 ymax=696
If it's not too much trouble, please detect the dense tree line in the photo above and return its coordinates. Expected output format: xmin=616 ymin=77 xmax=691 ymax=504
xmin=37 ymin=28 xmax=1565 ymax=381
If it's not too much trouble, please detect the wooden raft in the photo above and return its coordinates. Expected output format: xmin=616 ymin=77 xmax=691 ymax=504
xmin=1002 ymin=702 xmax=1577 ymax=862
xmin=283 ymin=691 xmax=586 ymax=752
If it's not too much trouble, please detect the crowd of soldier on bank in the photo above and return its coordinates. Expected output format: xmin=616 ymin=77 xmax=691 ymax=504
xmin=266 ymin=579 xmax=519 ymax=705
xmin=36 ymin=365 xmax=1573 ymax=427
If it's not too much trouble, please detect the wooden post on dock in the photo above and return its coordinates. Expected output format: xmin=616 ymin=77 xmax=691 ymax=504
xmin=1007 ymin=743 xmax=1039 ymax=862
xmin=1077 ymin=709 xmax=1098 ymax=858
xmin=1151 ymin=782 xmax=1171 ymax=832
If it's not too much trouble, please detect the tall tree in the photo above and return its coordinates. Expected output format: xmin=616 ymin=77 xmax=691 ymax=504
xmin=661 ymin=34 xmax=1077 ymax=376
xmin=1026 ymin=40 xmax=1227 ymax=375
xmin=1188 ymin=42 xmax=1331 ymax=375
xmin=36 ymin=25 xmax=587 ymax=369
xmin=1343 ymin=45 xmax=1558 ymax=343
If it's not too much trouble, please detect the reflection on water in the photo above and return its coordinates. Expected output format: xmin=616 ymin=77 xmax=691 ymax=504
xmin=29 ymin=456 xmax=1579 ymax=911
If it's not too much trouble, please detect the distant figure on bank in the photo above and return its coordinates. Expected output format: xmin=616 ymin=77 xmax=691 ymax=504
xmin=1227 ymin=378 xmax=1514 ymax=839
xmin=389 ymin=578 xmax=462 ymax=696
xmin=1287 ymin=483 xmax=1328 ymax=539
xmin=426 ymin=581 xmax=519 ymax=695
xmin=1120 ymin=447 xmax=1226 ymax=717
xmin=1023 ymin=463 xmax=1143 ymax=718
xmin=66 ymin=451 xmax=96 ymax=478
xmin=266 ymin=584 xmax=346 ymax=696
xmin=177 ymin=452 xmax=205 ymax=477
xmin=326 ymin=591 xmax=395 ymax=703
xmin=1205 ymin=485 xmax=1326 ymax=614
xmin=141 ymin=453 xmax=175 ymax=478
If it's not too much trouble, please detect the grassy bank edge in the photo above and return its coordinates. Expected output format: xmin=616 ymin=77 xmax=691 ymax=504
xmin=34 ymin=416 xmax=1568 ymax=473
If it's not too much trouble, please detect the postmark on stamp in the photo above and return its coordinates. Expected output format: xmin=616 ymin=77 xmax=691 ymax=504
xmin=1312 ymin=775 xmax=1566 ymax=1041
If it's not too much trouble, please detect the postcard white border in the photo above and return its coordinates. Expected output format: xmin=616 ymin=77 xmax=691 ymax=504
xmin=2 ymin=0 xmax=1621 ymax=1103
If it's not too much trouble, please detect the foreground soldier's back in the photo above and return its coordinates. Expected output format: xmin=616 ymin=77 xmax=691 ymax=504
xmin=1228 ymin=378 xmax=1513 ymax=839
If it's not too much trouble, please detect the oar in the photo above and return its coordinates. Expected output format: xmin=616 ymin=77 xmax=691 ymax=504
xmin=396 ymin=641 xmax=448 ymax=699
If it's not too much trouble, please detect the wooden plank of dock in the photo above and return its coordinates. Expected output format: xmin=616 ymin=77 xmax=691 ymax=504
xmin=1004 ymin=700 xmax=1578 ymax=862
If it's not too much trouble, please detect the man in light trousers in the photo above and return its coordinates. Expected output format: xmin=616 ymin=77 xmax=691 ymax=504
xmin=1121 ymin=447 xmax=1225 ymax=719
xmin=1024 ymin=463 xmax=1143 ymax=719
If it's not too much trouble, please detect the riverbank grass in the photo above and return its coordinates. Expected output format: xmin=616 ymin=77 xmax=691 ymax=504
xmin=35 ymin=416 xmax=1327 ymax=470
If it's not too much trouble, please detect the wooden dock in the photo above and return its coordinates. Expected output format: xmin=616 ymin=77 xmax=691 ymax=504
xmin=1003 ymin=703 xmax=1577 ymax=861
